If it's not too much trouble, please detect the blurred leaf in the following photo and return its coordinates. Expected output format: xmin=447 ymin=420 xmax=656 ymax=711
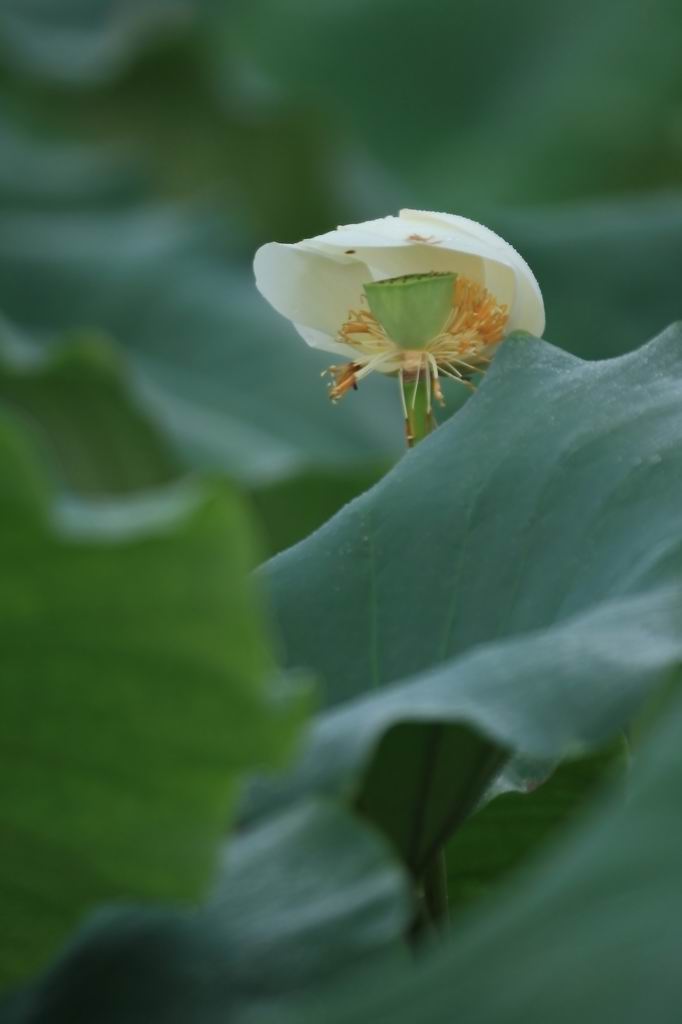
xmin=0 ymin=309 xmax=386 ymax=552
xmin=496 ymin=198 xmax=682 ymax=360
xmin=0 ymin=15 xmax=352 ymax=243
xmin=210 ymin=801 xmax=410 ymax=998
xmin=5 ymin=0 xmax=682 ymax=210
xmin=0 ymin=416 xmax=307 ymax=989
xmin=1 ymin=802 xmax=410 ymax=1023
xmin=232 ymin=0 xmax=682 ymax=206
xmin=247 ymin=327 xmax=682 ymax=876
xmin=0 ymin=116 xmax=139 ymax=210
xmin=0 ymin=327 xmax=178 ymax=494
xmin=274 ymin=689 xmax=682 ymax=1024
xmin=250 ymin=465 xmax=388 ymax=556
xmin=0 ymin=0 xmax=192 ymax=84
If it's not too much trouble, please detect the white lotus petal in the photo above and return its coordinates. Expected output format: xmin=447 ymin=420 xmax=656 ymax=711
xmin=309 ymin=214 xmax=508 ymax=265
xmin=400 ymin=209 xmax=545 ymax=335
xmin=400 ymin=209 xmax=513 ymax=252
xmin=254 ymin=242 xmax=370 ymax=348
xmin=310 ymin=215 xmax=419 ymax=250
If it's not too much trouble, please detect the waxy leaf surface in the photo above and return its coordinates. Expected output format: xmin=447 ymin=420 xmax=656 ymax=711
xmin=253 ymin=327 xmax=682 ymax=872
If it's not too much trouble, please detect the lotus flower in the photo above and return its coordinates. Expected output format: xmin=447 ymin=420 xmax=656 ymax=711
xmin=254 ymin=209 xmax=544 ymax=421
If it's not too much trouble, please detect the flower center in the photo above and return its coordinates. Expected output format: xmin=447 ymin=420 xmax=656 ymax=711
xmin=328 ymin=272 xmax=509 ymax=403
xmin=340 ymin=272 xmax=507 ymax=362
xmin=364 ymin=272 xmax=457 ymax=349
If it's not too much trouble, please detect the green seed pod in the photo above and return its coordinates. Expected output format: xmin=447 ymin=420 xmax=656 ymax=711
xmin=364 ymin=272 xmax=456 ymax=349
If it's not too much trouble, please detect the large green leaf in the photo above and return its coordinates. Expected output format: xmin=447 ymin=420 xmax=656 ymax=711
xmin=273 ymin=688 xmax=682 ymax=1024
xmin=248 ymin=326 xmax=682 ymax=874
xmin=1 ymin=802 xmax=410 ymax=1023
xmin=0 ymin=417 xmax=306 ymax=989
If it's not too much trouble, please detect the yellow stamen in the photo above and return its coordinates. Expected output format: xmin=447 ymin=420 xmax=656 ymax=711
xmin=444 ymin=275 xmax=509 ymax=350
xmin=323 ymin=362 xmax=362 ymax=402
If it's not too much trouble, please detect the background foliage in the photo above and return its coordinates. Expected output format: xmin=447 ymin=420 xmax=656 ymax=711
xmin=0 ymin=1 xmax=681 ymax=1021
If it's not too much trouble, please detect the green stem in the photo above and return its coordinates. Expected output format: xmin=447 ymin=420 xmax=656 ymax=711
xmin=403 ymin=377 xmax=435 ymax=448
xmin=422 ymin=849 xmax=449 ymax=930
xmin=403 ymin=375 xmax=446 ymax=938
xmin=409 ymin=850 xmax=449 ymax=946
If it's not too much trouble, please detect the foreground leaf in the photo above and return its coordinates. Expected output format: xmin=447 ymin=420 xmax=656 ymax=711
xmin=250 ymin=326 xmax=682 ymax=873
xmin=1 ymin=802 xmax=410 ymax=1023
xmin=0 ymin=418 xmax=306 ymax=989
